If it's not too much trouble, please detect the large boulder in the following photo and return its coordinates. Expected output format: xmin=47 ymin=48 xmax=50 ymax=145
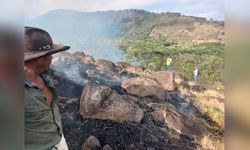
xmin=146 ymin=102 xmax=205 ymax=137
xmin=80 ymin=82 xmax=144 ymax=123
xmin=121 ymin=77 xmax=168 ymax=100
xmin=163 ymin=105 xmax=205 ymax=137
xmin=146 ymin=71 xmax=176 ymax=91
xmin=59 ymin=95 xmax=201 ymax=150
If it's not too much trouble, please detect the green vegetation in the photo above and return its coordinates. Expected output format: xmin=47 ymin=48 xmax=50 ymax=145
xmin=119 ymin=38 xmax=224 ymax=85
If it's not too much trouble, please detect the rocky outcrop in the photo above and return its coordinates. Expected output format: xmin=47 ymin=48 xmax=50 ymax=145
xmin=58 ymin=98 xmax=202 ymax=150
xmin=53 ymin=51 xmax=224 ymax=150
xmin=80 ymin=82 xmax=144 ymax=123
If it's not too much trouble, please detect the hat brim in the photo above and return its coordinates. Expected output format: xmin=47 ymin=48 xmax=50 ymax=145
xmin=24 ymin=44 xmax=70 ymax=62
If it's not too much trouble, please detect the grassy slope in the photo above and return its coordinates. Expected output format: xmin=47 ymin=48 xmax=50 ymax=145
xmin=119 ymin=38 xmax=224 ymax=85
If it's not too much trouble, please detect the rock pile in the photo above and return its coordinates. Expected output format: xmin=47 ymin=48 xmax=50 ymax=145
xmin=53 ymin=51 xmax=224 ymax=150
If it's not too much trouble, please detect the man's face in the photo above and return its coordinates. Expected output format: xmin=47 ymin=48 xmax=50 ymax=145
xmin=37 ymin=55 xmax=53 ymax=73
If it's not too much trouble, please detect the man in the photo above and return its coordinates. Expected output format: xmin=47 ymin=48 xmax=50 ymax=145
xmin=166 ymin=57 xmax=173 ymax=71
xmin=24 ymin=27 xmax=70 ymax=150
xmin=194 ymin=66 xmax=199 ymax=82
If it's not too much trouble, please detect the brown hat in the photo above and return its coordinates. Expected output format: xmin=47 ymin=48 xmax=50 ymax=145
xmin=24 ymin=26 xmax=70 ymax=61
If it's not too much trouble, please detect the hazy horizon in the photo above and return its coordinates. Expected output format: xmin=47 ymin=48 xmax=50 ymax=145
xmin=29 ymin=8 xmax=224 ymax=22
xmin=25 ymin=0 xmax=224 ymax=21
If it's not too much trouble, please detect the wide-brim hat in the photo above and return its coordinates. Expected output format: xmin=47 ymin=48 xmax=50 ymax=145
xmin=24 ymin=26 xmax=70 ymax=62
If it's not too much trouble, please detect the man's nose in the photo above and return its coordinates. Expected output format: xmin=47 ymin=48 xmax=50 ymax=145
xmin=48 ymin=55 xmax=53 ymax=60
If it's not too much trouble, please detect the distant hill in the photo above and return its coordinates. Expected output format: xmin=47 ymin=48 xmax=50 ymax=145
xmin=26 ymin=9 xmax=224 ymax=61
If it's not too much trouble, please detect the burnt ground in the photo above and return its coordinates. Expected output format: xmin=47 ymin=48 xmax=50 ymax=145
xmin=58 ymin=98 xmax=201 ymax=150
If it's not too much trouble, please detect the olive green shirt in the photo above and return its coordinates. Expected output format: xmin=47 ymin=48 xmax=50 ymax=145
xmin=24 ymin=70 xmax=63 ymax=150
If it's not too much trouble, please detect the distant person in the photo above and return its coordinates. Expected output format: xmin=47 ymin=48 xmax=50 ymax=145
xmin=194 ymin=67 xmax=199 ymax=82
xmin=166 ymin=57 xmax=173 ymax=71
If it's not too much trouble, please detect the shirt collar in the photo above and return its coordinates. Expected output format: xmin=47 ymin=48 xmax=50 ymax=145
xmin=24 ymin=70 xmax=55 ymax=89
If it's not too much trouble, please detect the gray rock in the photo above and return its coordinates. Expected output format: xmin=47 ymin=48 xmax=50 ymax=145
xmin=121 ymin=77 xmax=168 ymax=100
xmin=163 ymin=105 xmax=205 ymax=137
xmin=102 ymin=144 xmax=113 ymax=150
xmin=80 ymin=82 xmax=144 ymax=123
xmin=147 ymin=71 xmax=176 ymax=91
xmin=81 ymin=135 xmax=102 ymax=150
xmin=95 ymin=59 xmax=116 ymax=71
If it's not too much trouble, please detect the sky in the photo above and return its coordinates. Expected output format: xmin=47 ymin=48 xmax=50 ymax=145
xmin=24 ymin=0 xmax=224 ymax=20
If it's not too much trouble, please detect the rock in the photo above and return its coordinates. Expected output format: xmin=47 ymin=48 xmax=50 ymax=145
xmin=149 ymin=111 xmax=165 ymax=123
xmin=121 ymin=77 xmax=168 ymax=100
xmin=72 ymin=51 xmax=95 ymax=64
xmin=72 ymin=51 xmax=85 ymax=57
xmin=103 ymin=144 xmax=113 ymax=150
xmin=93 ymin=59 xmax=123 ymax=82
xmin=85 ymin=69 xmax=122 ymax=90
xmin=173 ymin=72 xmax=185 ymax=85
xmin=177 ymin=84 xmax=191 ymax=98
xmin=122 ymin=94 xmax=139 ymax=103
xmin=65 ymin=98 xmax=79 ymax=104
xmin=81 ymin=135 xmax=102 ymax=150
xmin=82 ymin=55 xmax=95 ymax=64
xmin=80 ymin=82 xmax=144 ymax=123
xmin=95 ymin=59 xmax=116 ymax=71
xmin=147 ymin=71 xmax=176 ymax=91
xmin=163 ymin=105 xmax=205 ymax=137
xmin=189 ymin=82 xmax=206 ymax=92
xmin=59 ymin=87 xmax=202 ymax=150
xmin=192 ymin=101 xmax=207 ymax=115
xmin=184 ymin=97 xmax=191 ymax=103
xmin=116 ymin=61 xmax=131 ymax=69
xmin=125 ymin=66 xmax=145 ymax=75
xmin=115 ymin=61 xmax=132 ymax=73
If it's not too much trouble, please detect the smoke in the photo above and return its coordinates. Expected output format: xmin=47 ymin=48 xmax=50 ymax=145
xmin=51 ymin=53 xmax=88 ymax=85
xmin=51 ymin=52 xmax=132 ymax=91
xmin=26 ymin=10 xmax=127 ymax=62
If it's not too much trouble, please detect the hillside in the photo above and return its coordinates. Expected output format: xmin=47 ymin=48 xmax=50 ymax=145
xmin=27 ymin=9 xmax=224 ymax=53
xmin=27 ymin=9 xmax=224 ymax=85
xmin=52 ymin=51 xmax=224 ymax=150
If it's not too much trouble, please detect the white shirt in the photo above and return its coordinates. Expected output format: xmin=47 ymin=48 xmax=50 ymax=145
xmin=194 ymin=69 xmax=199 ymax=75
